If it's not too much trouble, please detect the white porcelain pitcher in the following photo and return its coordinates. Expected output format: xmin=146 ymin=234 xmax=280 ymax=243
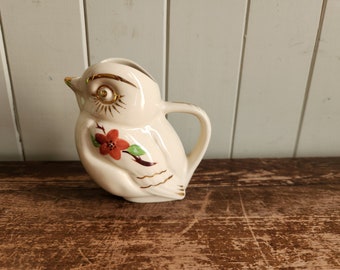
xmin=65 ymin=58 xmax=211 ymax=203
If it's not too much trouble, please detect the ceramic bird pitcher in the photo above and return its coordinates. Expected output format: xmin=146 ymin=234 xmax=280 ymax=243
xmin=65 ymin=58 xmax=211 ymax=203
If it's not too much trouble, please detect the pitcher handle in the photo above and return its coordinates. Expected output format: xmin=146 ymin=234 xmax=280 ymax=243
xmin=162 ymin=101 xmax=211 ymax=180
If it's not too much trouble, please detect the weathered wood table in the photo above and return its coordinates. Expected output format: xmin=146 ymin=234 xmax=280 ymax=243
xmin=0 ymin=158 xmax=339 ymax=269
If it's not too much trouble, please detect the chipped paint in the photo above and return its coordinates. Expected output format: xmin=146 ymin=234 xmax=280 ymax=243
xmin=0 ymin=159 xmax=339 ymax=269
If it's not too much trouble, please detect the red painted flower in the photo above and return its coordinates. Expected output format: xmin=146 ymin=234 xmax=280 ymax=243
xmin=95 ymin=129 xmax=130 ymax=160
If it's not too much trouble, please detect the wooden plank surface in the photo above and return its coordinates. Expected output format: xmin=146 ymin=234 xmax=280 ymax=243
xmin=0 ymin=158 xmax=339 ymax=269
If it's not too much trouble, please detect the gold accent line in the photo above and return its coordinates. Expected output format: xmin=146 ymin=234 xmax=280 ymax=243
xmin=112 ymin=104 xmax=120 ymax=113
xmin=140 ymin=175 xmax=173 ymax=189
xmin=86 ymin=73 xmax=137 ymax=88
xmin=137 ymin=170 xmax=167 ymax=180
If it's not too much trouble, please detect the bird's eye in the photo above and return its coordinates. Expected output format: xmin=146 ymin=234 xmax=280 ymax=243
xmin=98 ymin=88 xmax=108 ymax=98
xmin=92 ymin=85 xmax=125 ymax=116
xmin=96 ymin=86 xmax=119 ymax=104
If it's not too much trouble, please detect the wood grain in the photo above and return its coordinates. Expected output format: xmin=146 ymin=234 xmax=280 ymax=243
xmin=0 ymin=158 xmax=339 ymax=269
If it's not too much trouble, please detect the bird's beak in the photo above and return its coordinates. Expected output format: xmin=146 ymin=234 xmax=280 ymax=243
xmin=64 ymin=76 xmax=85 ymax=110
xmin=64 ymin=76 xmax=80 ymax=93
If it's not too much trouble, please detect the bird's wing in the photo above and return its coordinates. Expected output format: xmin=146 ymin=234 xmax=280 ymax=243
xmin=90 ymin=122 xmax=186 ymax=201
xmin=131 ymin=165 xmax=185 ymax=200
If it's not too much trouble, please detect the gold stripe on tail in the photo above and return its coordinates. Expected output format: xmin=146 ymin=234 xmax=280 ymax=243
xmin=140 ymin=175 xmax=173 ymax=189
xmin=137 ymin=170 xmax=167 ymax=180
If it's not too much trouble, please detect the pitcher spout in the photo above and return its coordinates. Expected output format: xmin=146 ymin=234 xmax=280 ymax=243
xmin=64 ymin=76 xmax=84 ymax=109
xmin=64 ymin=76 xmax=80 ymax=93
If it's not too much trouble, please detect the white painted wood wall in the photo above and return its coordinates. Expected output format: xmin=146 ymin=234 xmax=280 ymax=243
xmin=1 ymin=0 xmax=339 ymax=161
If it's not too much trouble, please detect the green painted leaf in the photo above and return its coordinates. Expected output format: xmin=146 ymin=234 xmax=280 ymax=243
xmin=91 ymin=134 xmax=101 ymax=147
xmin=127 ymin=144 xmax=145 ymax=156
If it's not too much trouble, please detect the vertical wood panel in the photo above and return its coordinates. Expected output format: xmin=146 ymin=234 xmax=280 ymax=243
xmin=86 ymin=0 xmax=166 ymax=97
xmin=1 ymin=0 xmax=87 ymax=160
xmin=168 ymin=0 xmax=247 ymax=158
xmin=1 ymin=0 xmax=339 ymax=160
xmin=296 ymin=0 xmax=340 ymax=157
xmin=232 ymin=0 xmax=323 ymax=158
xmin=0 ymin=20 xmax=23 ymax=161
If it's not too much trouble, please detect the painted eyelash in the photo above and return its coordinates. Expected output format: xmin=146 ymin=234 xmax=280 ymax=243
xmin=94 ymin=98 xmax=126 ymax=116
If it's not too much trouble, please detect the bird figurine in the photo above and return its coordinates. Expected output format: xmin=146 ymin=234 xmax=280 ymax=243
xmin=65 ymin=58 xmax=211 ymax=203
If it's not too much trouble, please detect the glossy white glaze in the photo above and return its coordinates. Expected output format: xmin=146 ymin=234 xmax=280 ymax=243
xmin=65 ymin=58 xmax=211 ymax=202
